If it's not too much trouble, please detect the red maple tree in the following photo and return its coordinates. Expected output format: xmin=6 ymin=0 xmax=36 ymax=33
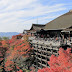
xmin=4 ymin=34 xmax=33 ymax=71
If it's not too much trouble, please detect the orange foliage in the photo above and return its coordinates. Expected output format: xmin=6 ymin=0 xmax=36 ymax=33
xmin=3 ymin=34 xmax=33 ymax=71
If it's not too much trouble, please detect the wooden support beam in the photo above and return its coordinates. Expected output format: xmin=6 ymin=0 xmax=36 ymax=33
xmin=34 ymin=48 xmax=37 ymax=51
xmin=42 ymin=46 xmax=52 ymax=49
xmin=38 ymin=58 xmax=41 ymax=61
xmin=41 ymin=50 xmax=52 ymax=54
xmin=44 ymin=55 xmax=50 ymax=59
xmin=35 ymin=52 xmax=51 ymax=59
xmin=38 ymin=45 xmax=41 ymax=48
xmin=41 ymin=59 xmax=48 ymax=63
xmin=53 ymin=52 xmax=58 ymax=55
xmin=38 ymin=62 xmax=45 ymax=67
xmin=37 ymin=67 xmax=42 ymax=69
xmin=52 ymin=48 xmax=59 ymax=50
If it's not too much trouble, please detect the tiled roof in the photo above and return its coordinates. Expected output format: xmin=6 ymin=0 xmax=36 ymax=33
xmin=44 ymin=11 xmax=72 ymax=30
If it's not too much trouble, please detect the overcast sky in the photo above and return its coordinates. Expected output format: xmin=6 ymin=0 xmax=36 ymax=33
xmin=0 ymin=0 xmax=72 ymax=33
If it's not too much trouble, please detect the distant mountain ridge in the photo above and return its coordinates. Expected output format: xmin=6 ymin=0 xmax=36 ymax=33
xmin=0 ymin=32 xmax=19 ymax=38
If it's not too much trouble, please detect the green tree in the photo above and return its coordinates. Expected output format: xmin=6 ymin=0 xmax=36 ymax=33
xmin=0 ymin=37 xmax=2 ymax=41
xmin=2 ymin=37 xmax=9 ymax=40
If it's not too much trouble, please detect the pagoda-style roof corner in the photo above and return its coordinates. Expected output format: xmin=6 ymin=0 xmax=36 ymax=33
xmin=30 ymin=24 xmax=45 ymax=31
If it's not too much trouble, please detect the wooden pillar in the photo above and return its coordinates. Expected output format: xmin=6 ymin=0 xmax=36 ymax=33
xmin=68 ymin=31 xmax=71 ymax=42
xmin=50 ymin=44 xmax=53 ymax=54
xmin=46 ymin=46 xmax=48 ymax=66
xmin=41 ymin=44 xmax=42 ymax=68
xmin=36 ymin=44 xmax=38 ymax=69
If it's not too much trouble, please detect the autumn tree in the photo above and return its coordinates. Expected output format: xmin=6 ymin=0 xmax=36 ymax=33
xmin=4 ymin=34 xmax=33 ymax=72
xmin=0 ymin=46 xmax=8 ymax=72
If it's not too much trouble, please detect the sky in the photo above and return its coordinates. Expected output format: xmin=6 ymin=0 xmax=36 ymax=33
xmin=0 ymin=0 xmax=72 ymax=33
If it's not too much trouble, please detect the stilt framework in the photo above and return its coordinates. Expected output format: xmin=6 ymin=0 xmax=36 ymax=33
xmin=30 ymin=41 xmax=60 ymax=69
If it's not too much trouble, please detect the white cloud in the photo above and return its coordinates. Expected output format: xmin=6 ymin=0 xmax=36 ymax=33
xmin=0 ymin=0 xmax=68 ymax=32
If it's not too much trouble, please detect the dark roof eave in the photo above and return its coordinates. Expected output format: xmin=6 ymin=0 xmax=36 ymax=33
xmin=44 ymin=29 xmax=64 ymax=30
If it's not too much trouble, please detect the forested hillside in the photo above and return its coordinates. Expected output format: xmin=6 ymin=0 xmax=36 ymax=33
xmin=0 ymin=34 xmax=34 ymax=72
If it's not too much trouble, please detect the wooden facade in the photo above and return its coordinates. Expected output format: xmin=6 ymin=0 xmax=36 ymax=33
xmin=29 ymin=38 xmax=60 ymax=69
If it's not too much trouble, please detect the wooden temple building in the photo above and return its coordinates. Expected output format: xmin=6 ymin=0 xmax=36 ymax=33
xmin=23 ymin=24 xmax=45 ymax=34
xmin=44 ymin=10 xmax=72 ymax=38
xmin=24 ymin=10 xmax=72 ymax=69
xmin=24 ymin=10 xmax=72 ymax=39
